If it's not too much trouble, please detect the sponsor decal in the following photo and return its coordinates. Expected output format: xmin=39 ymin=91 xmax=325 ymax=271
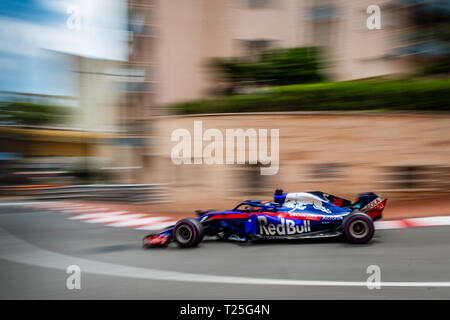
xmin=282 ymin=212 xmax=322 ymax=221
xmin=257 ymin=216 xmax=311 ymax=236
xmin=362 ymin=198 xmax=385 ymax=212
xmin=281 ymin=211 xmax=345 ymax=221
xmin=321 ymin=215 xmax=345 ymax=221
xmin=284 ymin=196 xmax=332 ymax=214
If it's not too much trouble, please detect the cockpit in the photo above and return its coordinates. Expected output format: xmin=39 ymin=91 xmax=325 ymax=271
xmin=232 ymin=202 xmax=278 ymax=213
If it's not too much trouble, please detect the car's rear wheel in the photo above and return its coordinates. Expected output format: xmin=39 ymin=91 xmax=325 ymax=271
xmin=343 ymin=212 xmax=374 ymax=244
xmin=172 ymin=218 xmax=204 ymax=248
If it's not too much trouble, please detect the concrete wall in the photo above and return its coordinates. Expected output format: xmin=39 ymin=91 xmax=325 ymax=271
xmin=144 ymin=113 xmax=450 ymax=210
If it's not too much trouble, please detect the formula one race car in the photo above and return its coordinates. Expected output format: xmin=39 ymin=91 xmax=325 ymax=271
xmin=143 ymin=190 xmax=387 ymax=248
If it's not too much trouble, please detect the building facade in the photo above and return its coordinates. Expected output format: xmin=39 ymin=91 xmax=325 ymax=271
xmin=129 ymin=0 xmax=417 ymax=107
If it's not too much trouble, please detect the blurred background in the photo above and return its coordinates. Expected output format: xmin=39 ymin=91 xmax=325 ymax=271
xmin=0 ymin=0 xmax=449 ymax=212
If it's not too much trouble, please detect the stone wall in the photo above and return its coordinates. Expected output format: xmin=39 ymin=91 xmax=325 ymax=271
xmin=145 ymin=113 xmax=450 ymax=210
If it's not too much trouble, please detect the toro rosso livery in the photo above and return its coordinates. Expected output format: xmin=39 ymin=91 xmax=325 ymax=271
xmin=143 ymin=190 xmax=387 ymax=248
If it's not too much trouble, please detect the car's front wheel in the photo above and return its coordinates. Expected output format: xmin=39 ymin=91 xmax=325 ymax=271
xmin=342 ymin=212 xmax=374 ymax=244
xmin=172 ymin=218 xmax=204 ymax=248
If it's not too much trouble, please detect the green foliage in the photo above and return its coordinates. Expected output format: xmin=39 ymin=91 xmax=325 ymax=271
xmin=171 ymin=80 xmax=450 ymax=114
xmin=421 ymin=55 xmax=450 ymax=75
xmin=211 ymin=47 xmax=324 ymax=92
xmin=0 ymin=102 xmax=73 ymax=125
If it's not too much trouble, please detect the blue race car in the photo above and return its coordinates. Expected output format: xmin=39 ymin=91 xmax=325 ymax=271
xmin=143 ymin=189 xmax=387 ymax=248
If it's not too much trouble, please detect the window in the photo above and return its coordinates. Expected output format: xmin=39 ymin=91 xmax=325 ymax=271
xmin=128 ymin=7 xmax=155 ymax=35
xmin=124 ymin=82 xmax=153 ymax=92
xmin=241 ymin=39 xmax=273 ymax=56
xmin=310 ymin=163 xmax=345 ymax=181
xmin=245 ymin=0 xmax=271 ymax=9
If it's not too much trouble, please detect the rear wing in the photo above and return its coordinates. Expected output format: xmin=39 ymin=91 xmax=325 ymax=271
xmin=354 ymin=192 xmax=387 ymax=221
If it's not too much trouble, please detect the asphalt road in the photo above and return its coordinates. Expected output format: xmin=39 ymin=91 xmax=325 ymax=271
xmin=1 ymin=204 xmax=450 ymax=299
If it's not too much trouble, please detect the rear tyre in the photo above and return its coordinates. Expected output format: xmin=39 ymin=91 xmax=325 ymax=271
xmin=172 ymin=218 xmax=204 ymax=248
xmin=342 ymin=212 xmax=374 ymax=244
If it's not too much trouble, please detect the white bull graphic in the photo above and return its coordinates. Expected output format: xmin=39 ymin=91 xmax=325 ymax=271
xmin=283 ymin=193 xmax=332 ymax=214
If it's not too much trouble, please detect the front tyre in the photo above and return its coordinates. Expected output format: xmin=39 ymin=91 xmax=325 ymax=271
xmin=173 ymin=218 xmax=204 ymax=248
xmin=343 ymin=212 xmax=374 ymax=244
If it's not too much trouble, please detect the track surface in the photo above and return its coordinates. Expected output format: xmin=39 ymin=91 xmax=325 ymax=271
xmin=1 ymin=205 xmax=450 ymax=299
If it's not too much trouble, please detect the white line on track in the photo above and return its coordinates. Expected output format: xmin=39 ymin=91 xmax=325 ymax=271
xmin=374 ymin=216 xmax=450 ymax=230
xmin=1 ymin=227 xmax=450 ymax=288
xmin=68 ymin=211 xmax=128 ymax=220
xmin=408 ymin=216 xmax=450 ymax=226
xmin=134 ymin=221 xmax=176 ymax=230
xmin=106 ymin=216 xmax=173 ymax=227
xmin=374 ymin=220 xmax=407 ymax=230
xmin=84 ymin=214 xmax=149 ymax=224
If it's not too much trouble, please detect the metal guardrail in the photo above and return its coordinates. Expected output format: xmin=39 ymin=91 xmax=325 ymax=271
xmin=2 ymin=184 xmax=170 ymax=204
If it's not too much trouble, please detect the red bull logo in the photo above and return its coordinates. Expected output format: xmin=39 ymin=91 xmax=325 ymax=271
xmin=284 ymin=193 xmax=332 ymax=214
xmin=257 ymin=216 xmax=311 ymax=236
